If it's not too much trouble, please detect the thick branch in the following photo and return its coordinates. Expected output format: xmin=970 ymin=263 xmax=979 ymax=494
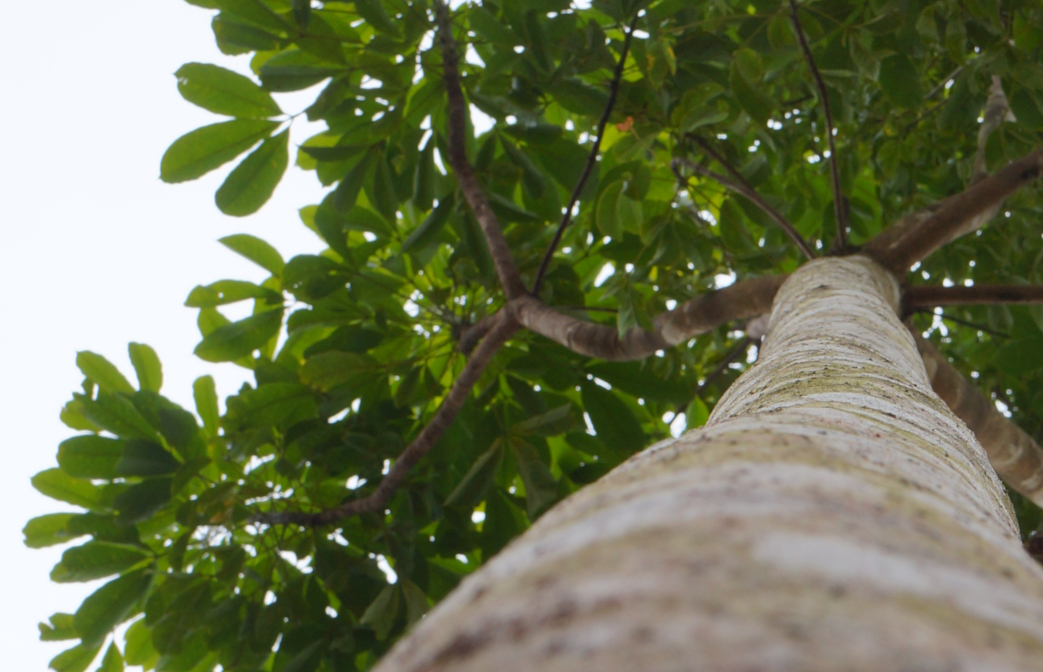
xmin=254 ymin=314 xmax=519 ymax=526
xmin=674 ymin=155 xmax=814 ymax=260
xmin=905 ymin=285 xmax=1043 ymax=308
xmin=435 ymin=1 xmax=527 ymax=299
xmin=870 ymin=148 xmax=1043 ymax=274
xmin=532 ymin=16 xmax=638 ymax=296
xmin=911 ymin=329 xmax=1043 ymax=507
xmin=789 ymin=0 xmax=847 ymax=251
xmin=510 ymin=276 xmax=784 ymax=361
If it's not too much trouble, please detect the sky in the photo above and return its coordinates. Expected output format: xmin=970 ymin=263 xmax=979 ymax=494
xmin=0 ymin=1 xmax=328 ymax=667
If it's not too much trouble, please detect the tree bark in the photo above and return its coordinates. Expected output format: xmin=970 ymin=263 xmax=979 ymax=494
xmin=375 ymin=257 xmax=1043 ymax=671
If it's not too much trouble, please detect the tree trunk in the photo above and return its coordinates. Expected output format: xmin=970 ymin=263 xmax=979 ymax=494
xmin=375 ymin=257 xmax=1043 ymax=671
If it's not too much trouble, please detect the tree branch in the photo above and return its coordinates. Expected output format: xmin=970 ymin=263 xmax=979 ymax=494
xmin=869 ymin=148 xmax=1043 ymax=274
xmin=510 ymin=276 xmax=784 ymax=361
xmin=253 ymin=314 xmax=519 ymax=526
xmin=911 ymin=328 xmax=1043 ymax=508
xmin=905 ymin=285 xmax=1043 ymax=309
xmin=674 ymin=154 xmax=815 ymax=260
xmin=789 ymin=0 xmax=847 ymax=252
xmin=531 ymin=15 xmax=639 ymax=296
xmin=434 ymin=0 xmax=527 ymax=299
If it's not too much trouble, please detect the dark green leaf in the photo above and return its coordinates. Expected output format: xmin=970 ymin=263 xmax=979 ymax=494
xmin=402 ymin=193 xmax=454 ymax=252
xmin=878 ymin=54 xmax=923 ymax=109
xmin=215 ymin=129 xmax=289 ymax=216
xmin=445 ymin=439 xmax=504 ymax=508
xmin=113 ymin=479 xmax=173 ymax=525
xmin=581 ymin=384 xmax=645 ymax=454
xmin=48 ymin=643 xmax=100 ymax=672
xmin=509 ymin=438 xmax=558 ymax=518
xmin=116 ymin=439 xmax=182 ymax=477
xmin=73 ymin=569 xmax=152 ymax=646
xmin=354 ymin=0 xmax=401 ymax=38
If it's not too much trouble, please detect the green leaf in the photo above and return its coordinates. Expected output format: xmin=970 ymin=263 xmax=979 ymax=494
xmin=371 ymin=151 xmax=398 ymax=221
xmin=24 ymin=514 xmax=81 ymax=549
xmin=686 ymin=397 xmax=709 ymax=430
xmin=509 ymin=438 xmax=558 ymax=518
xmin=354 ymin=0 xmax=401 ymax=38
xmin=219 ymin=233 xmax=285 ymax=275
xmin=400 ymin=579 xmax=430 ymax=626
xmin=175 ymin=62 xmax=281 ymax=118
xmin=299 ymin=351 xmax=373 ymax=392
xmin=282 ymin=640 xmax=325 ymax=672
xmin=581 ymin=384 xmax=646 ymax=454
xmin=39 ymin=613 xmax=78 ymax=641
xmin=1011 ymin=89 xmax=1043 ymax=131
xmin=123 ymin=619 xmax=157 ymax=667
xmin=51 ymin=541 xmax=150 ymax=583
xmin=513 ymin=404 xmax=575 ymax=437
xmin=113 ymin=478 xmax=173 ymax=525
xmin=480 ymin=487 xmax=528 ymax=559
xmin=49 ymin=643 xmax=101 ymax=672
xmin=192 ymin=375 xmax=220 ymax=438
xmin=730 ymin=62 xmax=774 ymax=124
xmin=487 ymin=192 xmax=541 ymax=223
xmin=57 ymin=435 xmax=125 ymax=480
xmin=468 ymin=6 xmax=517 ymax=45
xmin=333 ymin=146 xmax=378 ymax=213
xmin=445 ymin=439 xmax=505 ymax=508
xmin=98 ymin=643 xmax=124 ymax=672
xmin=76 ymin=352 xmax=134 ymax=395
xmin=215 ymin=129 xmax=289 ymax=216
xmin=116 ymin=439 xmax=181 ymax=477
xmin=225 ymin=382 xmax=318 ymax=429
xmin=127 ymin=343 xmax=163 ymax=393
xmin=361 ymin=585 xmax=400 ymax=641
xmin=402 ymin=193 xmax=454 ymax=252
xmin=596 ymin=182 xmax=624 ymax=238
xmin=412 ymin=138 xmax=436 ymax=211
xmin=185 ymin=279 xmax=282 ymax=307
xmin=878 ymin=54 xmax=923 ymax=109
xmin=501 ymin=122 xmax=563 ymax=144
xmin=996 ymin=337 xmax=1043 ymax=374
xmin=32 ymin=469 xmax=102 ymax=510
xmin=73 ymin=569 xmax=152 ymax=646
xmin=160 ymin=119 xmax=278 ymax=183
xmin=194 ymin=309 xmax=283 ymax=362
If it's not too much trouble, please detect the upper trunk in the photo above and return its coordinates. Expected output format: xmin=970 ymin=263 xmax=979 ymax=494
xmin=375 ymin=257 xmax=1043 ymax=671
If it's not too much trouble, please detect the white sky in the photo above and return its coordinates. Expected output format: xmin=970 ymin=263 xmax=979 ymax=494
xmin=0 ymin=1 xmax=327 ymax=667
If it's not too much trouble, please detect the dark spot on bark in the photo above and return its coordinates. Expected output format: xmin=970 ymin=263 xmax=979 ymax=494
xmin=631 ymin=626 xmax=654 ymax=643
xmin=828 ymin=583 xmax=847 ymax=598
xmin=470 ymin=586 xmax=488 ymax=603
xmin=430 ymin=630 xmax=493 ymax=667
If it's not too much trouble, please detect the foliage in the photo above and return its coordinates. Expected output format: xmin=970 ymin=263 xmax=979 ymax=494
xmin=26 ymin=0 xmax=1043 ymax=670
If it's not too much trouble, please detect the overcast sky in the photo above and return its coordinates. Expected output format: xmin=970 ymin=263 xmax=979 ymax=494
xmin=0 ymin=1 xmax=328 ymax=667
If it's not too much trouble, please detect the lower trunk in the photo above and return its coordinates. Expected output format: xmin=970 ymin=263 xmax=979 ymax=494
xmin=376 ymin=257 xmax=1043 ymax=671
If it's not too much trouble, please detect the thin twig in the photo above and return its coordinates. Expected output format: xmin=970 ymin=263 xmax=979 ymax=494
xmin=435 ymin=0 xmax=527 ymax=299
xmin=531 ymin=15 xmax=640 ymax=296
xmin=698 ymin=336 xmax=753 ymax=393
xmin=910 ymin=307 xmax=1009 ymax=338
xmin=253 ymin=314 xmax=520 ymax=526
xmin=789 ymin=0 xmax=847 ymax=252
xmin=674 ymin=153 xmax=815 ymax=260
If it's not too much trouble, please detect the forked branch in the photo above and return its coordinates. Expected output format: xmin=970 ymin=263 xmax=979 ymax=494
xmin=674 ymin=154 xmax=814 ymax=260
xmin=435 ymin=0 xmax=527 ymax=299
xmin=253 ymin=314 xmax=519 ymax=526
xmin=911 ymin=329 xmax=1043 ymax=508
xmin=788 ymin=0 xmax=847 ymax=252
xmin=532 ymin=15 xmax=639 ymax=296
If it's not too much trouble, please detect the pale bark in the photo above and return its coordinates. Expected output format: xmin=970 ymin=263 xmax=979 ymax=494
xmin=375 ymin=257 xmax=1043 ymax=671
xmin=913 ymin=331 xmax=1043 ymax=506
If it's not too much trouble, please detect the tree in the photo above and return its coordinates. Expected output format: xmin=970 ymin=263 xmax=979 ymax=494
xmin=23 ymin=0 xmax=1043 ymax=669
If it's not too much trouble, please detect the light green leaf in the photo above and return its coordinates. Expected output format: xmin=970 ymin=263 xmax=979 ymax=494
xmin=32 ymin=469 xmax=102 ymax=510
xmin=219 ymin=233 xmax=285 ymax=275
xmin=185 ymin=279 xmax=282 ymax=307
xmin=686 ymin=397 xmax=709 ymax=430
xmin=97 ymin=643 xmax=124 ymax=672
xmin=194 ymin=309 xmax=283 ymax=362
xmin=192 ymin=375 xmax=220 ymax=437
xmin=76 ymin=352 xmax=134 ymax=395
xmin=596 ymin=182 xmax=625 ymax=238
xmin=51 ymin=541 xmax=150 ymax=583
xmin=39 ymin=613 xmax=78 ymax=641
xmin=123 ymin=619 xmax=157 ymax=667
xmin=160 ymin=119 xmax=278 ymax=183
xmin=400 ymin=579 xmax=430 ymax=626
xmin=24 ymin=514 xmax=81 ymax=549
xmin=354 ymin=0 xmax=401 ymax=38
xmin=127 ymin=343 xmax=162 ymax=393
xmin=215 ymin=129 xmax=289 ymax=216
xmin=57 ymin=435 xmax=125 ymax=480
xmin=49 ymin=643 xmax=101 ymax=672
xmin=175 ymin=62 xmax=281 ymax=118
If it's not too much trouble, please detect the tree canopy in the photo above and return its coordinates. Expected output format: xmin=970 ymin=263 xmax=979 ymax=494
xmin=25 ymin=0 xmax=1043 ymax=671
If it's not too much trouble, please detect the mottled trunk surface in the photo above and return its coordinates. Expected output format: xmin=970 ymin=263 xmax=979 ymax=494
xmin=376 ymin=257 xmax=1043 ymax=671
